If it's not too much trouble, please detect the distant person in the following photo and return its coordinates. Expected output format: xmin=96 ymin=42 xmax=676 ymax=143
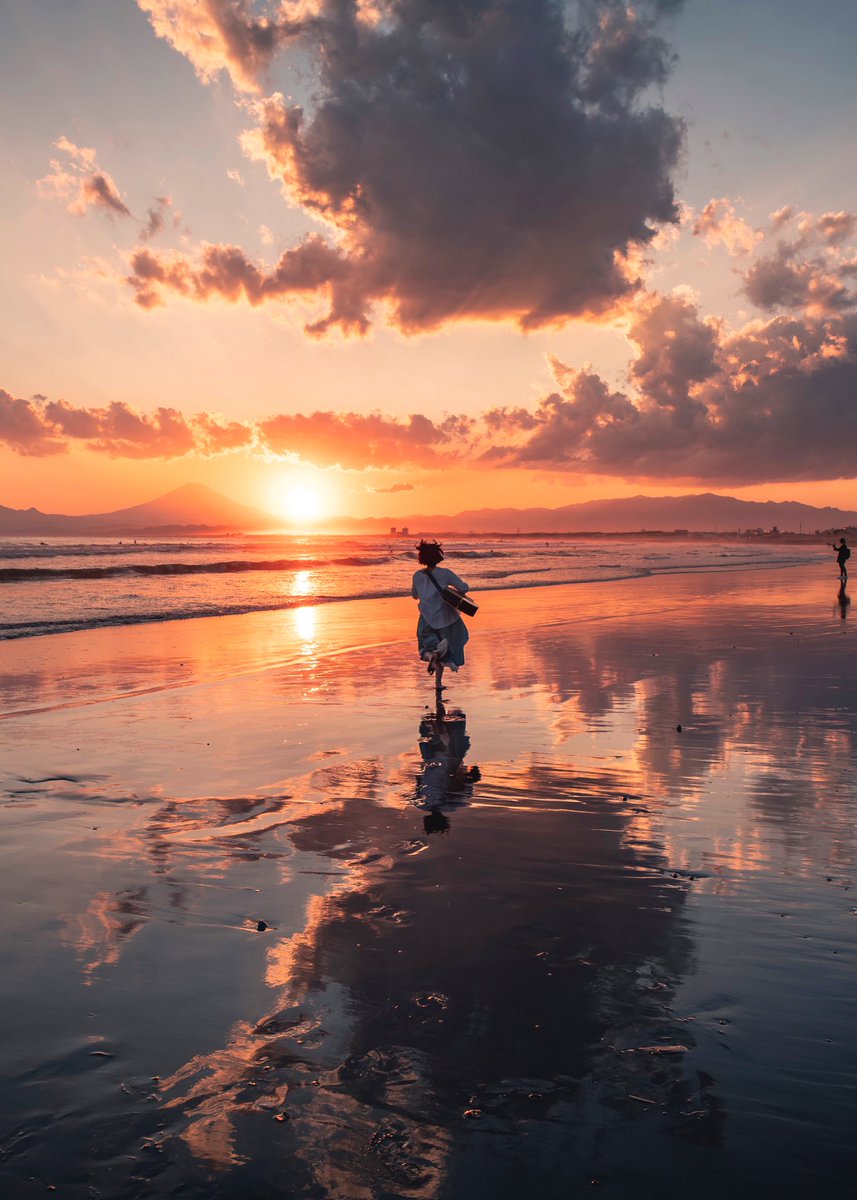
xmin=411 ymin=540 xmax=470 ymax=689
xmin=830 ymin=537 xmax=851 ymax=582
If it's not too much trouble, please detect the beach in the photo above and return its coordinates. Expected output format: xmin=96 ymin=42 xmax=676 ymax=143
xmin=1 ymin=564 xmax=856 ymax=1198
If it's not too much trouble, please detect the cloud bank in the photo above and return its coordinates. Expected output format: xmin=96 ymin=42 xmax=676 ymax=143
xmin=0 ymin=391 xmax=464 ymax=468
xmin=131 ymin=0 xmax=686 ymax=334
xmin=0 ymin=393 xmax=254 ymax=460
xmin=741 ymin=209 xmax=857 ymax=315
xmin=484 ymin=297 xmax=857 ymax=484
xmin=7 ymin=258 xmax=857 ymax=485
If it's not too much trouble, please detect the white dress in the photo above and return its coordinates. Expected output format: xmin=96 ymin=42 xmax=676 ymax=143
xmin=411 ymin=566 xmax=470 ymax=628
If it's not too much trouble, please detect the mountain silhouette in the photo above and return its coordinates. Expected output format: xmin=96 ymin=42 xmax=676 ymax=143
xmin=0 ymin=483 xmax=281 ymax=535
xmin=344 ymin=492 xmax=857 ymax=534
xmin=2 ymin=485 xmax=857 ymax=536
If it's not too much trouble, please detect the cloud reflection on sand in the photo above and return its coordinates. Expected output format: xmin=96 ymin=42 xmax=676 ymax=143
xmin=46 ymin=732 xmax=699 ymax=1191
xmin=2 ymin=570 xmax=856 ymax=1195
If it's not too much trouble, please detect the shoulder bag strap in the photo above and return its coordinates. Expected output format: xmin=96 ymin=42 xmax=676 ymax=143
xmin=424 ymin=567 xmax=449 ymax=600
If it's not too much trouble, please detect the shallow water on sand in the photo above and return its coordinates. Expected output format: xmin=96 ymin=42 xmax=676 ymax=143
xmin=1 ymin=569 xmax=855 ymax=1198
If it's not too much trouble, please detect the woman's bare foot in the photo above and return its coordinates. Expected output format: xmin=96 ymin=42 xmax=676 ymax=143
xmin=426 ymin=639 xmax=449 ymax=675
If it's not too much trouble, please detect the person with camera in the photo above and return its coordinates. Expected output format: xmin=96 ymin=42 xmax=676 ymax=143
xmin=411 ymin=540 xmax=471 ymax=689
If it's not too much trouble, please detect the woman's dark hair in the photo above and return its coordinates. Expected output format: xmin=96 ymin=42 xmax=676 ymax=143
xmin=417 ymin=539 xmax=444 ymax=568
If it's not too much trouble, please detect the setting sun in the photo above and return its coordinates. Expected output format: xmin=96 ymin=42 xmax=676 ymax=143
xmin=272 ymin=480 xmax=326 ymax=526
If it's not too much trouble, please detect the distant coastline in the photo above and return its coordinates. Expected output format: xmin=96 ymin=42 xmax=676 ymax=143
xmin=2 ymin=527 xmax=850 ymax=543
xmin=4 ymin=482 xmax=857 ymax=538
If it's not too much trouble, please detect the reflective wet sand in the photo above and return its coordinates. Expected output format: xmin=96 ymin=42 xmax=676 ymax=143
xmin=1 ymin=567 xmax=855 ymax=1197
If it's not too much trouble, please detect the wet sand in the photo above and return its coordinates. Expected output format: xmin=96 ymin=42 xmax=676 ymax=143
xmin=1 ymin=566 xmax=855 ymax=1198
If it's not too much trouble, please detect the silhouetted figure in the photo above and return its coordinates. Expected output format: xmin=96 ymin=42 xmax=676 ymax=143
xmin=415 ymin=703 xmax=480 ymax=826
xmin=411 ymin=539 xmax=471 ymax=694
xmin=830 ymin=537 xmax=850 ymax=582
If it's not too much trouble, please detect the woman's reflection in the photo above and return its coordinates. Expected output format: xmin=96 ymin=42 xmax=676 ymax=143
xmin=414 ymin=701 xmax=480 ymax=832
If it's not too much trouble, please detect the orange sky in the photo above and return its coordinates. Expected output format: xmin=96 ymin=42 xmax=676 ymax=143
xmin=4 ymin=1 xmax=857 ymax=522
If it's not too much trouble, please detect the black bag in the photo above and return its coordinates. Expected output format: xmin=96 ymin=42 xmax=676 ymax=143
xmin=426 ymin=569 xmax=478 ymax=617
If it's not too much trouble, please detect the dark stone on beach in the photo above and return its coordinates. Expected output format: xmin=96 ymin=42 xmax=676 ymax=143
xmin=256 ymin=920 xmax=268 ymax=932
xmin=274 ymin=1112 xmax=290 ymax=1122
xmin=676 ymin=724 xmax=682 ymax=732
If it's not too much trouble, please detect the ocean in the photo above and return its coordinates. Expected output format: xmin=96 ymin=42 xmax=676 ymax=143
xmin=0 ymin=533 xmax=831 ymax=640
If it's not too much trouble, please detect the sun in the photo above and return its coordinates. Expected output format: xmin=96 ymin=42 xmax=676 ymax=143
xmin=272 ymin=480 xmax=326 ymax=526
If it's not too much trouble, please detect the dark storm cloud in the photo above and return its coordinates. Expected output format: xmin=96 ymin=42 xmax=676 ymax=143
xmin=127 ymin=238 xmax=368 ymax=336
xmin=132 ymin=0 xmax=686 ymax=334
xmin=742 ymin=210 xmax=857 ymax=314
xmin=743 ymin=241 xmax=854 ymax=314
xmin=486 ymin=294 xmax=857 ymax=485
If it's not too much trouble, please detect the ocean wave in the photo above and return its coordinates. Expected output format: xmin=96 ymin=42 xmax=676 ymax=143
xmin=0 ymin=598 xmax=335 ymax=639
xmin=0 ymin=572 xmax=655 ymax=640
xmin=0 ymin=555 xmax=387 ymax=582
xmin=0 ymin=535 xmax=379 ymax=561
xmin=0 ymin=546 xmax=828 ymax=640
xmin=480 ymin=567 xmax=553 ymax=579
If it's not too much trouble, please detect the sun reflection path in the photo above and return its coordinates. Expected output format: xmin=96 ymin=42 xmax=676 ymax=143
xmin=291 ymin=569 xmax=314 ymax=598
xmin=294 ymin=604 xmax=317 ymax=651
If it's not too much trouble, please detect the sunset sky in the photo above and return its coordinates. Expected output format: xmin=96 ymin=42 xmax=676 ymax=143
xmin=3 ymin=0 xmax=857 ymax=522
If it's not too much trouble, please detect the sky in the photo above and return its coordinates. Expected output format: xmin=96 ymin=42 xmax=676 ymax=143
xmin=2 ymin=0 xmax=857 ymax=523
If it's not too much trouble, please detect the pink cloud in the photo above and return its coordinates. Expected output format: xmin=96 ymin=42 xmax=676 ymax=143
xmin=7 ymin=290 xmax=857 ymax=486
xmin=136 ymin=0 xmax=309 ymax=94
xmin=0 ymin=395 xmax=256 ymax=461
xmin=257 ymin=410 xmax=468 ymax=469
xmin=368 ymin=482 xmax=415 ymax=494
xmin=0 ymin=392 xmax=466 ymax=471
xmin=693 ymin=198 xmax=760 ymax=256
xmin=0 ymin=390 xmax=67 ymax=456
xmin=139 ymin=196 xmax=176 ymax=241
xmin=38 ymin=137 xmax=131 ymax=219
